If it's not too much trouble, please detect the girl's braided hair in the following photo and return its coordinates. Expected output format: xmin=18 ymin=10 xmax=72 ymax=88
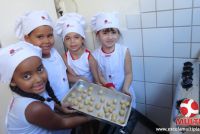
xmin=10 ymin=80 xmax=61 ymax=106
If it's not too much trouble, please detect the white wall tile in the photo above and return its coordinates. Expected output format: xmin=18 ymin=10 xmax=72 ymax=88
xmin=156 ymin=0 xmax=173 ymax=10
xmin=194 ymin=0 xmax=200 ymax=7
xmin=146 ymin=82 xmax=172 ymax=108
xmin=192 ymin=26 xmax=200 ymax=42
xmin=54 ymin=34 xmax=65 ymax=55
xmin=172 ymin=85 xmax=177 ymax=102
xmin=174 ymin=43 xmax=190 ymax=58
xmin=174 ymin=0 xmax=193 ymax=9
xmin=193 ymin=8 xmax=200 ymax=25
xmin=141 ymin=12 xmax=156 ymax=28
xmin=174 ymin=27 xmax=191 ymax=42
xmin=122 ymin=29 xmax=143 ymax=56
xmin=126 ymin=14 xmax=141 ymax=29
xmin=191 ymin=43 xmax=200 ymax=58
xmin=143 ymin=28 xmax=173 ymax=57
xmin=140 ymin=0 xmax=156 ymax=12
xmin=174 ymin=9 xmax=192 ymax=26
xmin=144 ymin=57 xmax=173 ymax=84
xmin=136 ymin=103 xmax=146 ymax=115
xmin=146 ymin=105 xmax=171 ymax=128
xmin=132 ymin=57 xmax=144 ymax=81
xmin=85 ymin=31 xmax=95 ymax=51
xmin=133 ymin=81 xmax=145 ymax=103
xmin=91 ymin=32 xmax=100 ymax=49
xmin=173 ymin=58 xmax=195 ymax=84
xmin=157 ymin=11 xmax=173 ymax=27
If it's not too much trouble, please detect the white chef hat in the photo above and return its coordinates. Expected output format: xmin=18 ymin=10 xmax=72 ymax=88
xmin=0 ymin=41 xmax=42 ymax=83
xmin=91 ymin=12 xmax=120 ymax=32
xmin=55 ymin=12 xmax=86 ymax=40
xmin=15 ymin=10 xmax=53 ymax=40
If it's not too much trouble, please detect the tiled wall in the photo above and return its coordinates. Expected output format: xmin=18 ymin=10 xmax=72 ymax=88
xmin=122 ymin=0 xmax=200 ymax=128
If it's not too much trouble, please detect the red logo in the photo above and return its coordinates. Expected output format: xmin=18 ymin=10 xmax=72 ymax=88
xmin=180 ymin=99 xmax=199 ymax=117
xmin=9 ymin=49 xmax=15 ymax=54
xmin=41 ymin=16 xmax=46 ymax=20
xmin=104 ymin=19 xmax=108 ymax=23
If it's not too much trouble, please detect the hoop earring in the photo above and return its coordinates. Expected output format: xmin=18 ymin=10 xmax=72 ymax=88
xmin=10 ymin=82 xmax=16 ymax=87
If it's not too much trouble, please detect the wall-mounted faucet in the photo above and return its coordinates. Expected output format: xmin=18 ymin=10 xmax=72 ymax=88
xmin=54 ymin=0 xmax=78 ymax=17
xmin=54 ymin=0 xmax=65 ymax=17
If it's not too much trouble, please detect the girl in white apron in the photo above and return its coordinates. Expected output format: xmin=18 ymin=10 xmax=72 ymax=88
xmin=0 ymin=42 xmax=90 ymax=134
xmin=91 ymin=12 xmax=136 ymax=108
xmin=55 ymin=13 xmax=100 ymax=85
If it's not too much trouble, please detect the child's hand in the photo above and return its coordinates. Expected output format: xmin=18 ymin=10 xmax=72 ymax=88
xmin=61 ymin=102 xmax=76 ymax=114
xmin=109 ymin=87 xmax=115 ymax=90
xmin=103 ymin=82 xmax=115 ymax=89
xmin=122 ymin=90 xmax=131 ymax=97
xmin=79 ymin=76 xmax=89 ymax=82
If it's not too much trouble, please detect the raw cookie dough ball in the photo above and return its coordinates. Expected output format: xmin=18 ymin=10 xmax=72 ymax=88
xmin=106 ymin=101 xmax=112 ymax=107
xmin=119 ymin=109 xmax=125 ymax=116
xmin=121 ymin=104 xmax=126 ymax=110
xmin=88 ymin=86 xmax=94 ymax=92
xmin=100 ymin=97 xmax=105 ymax=103
xmin=77 ymin=96 xmax=82 ymax=102
xmin=98 ymin=90 xmax=103 ymax=95
xmin=112 ymin=99 xmax=118 ymax=105
xmin=78 ymin=103 xmax=83 ymax=109
xmin=90 ymin=97 xmax=95 ymax=101
xmin=111 ymin=114 xmax=117 ymax=122
xmin=105 ymin=112 xmax=110 ymax=118
xmin=77 ymin=87 xmax=83 ymax=93
xmin=84 ymin=99 xmax=90 ymax=105
xmin=88 ymin=101 xmax=94 ymax=106
xmin=125 ymin=101 xmax=130 ymax=107
xmin=118 ymin=119 xmax=125 ymax=124
xmin=95 ymin=103 xmax=101 ymax=110
xmin=103 ymin=106 xmax=109 ymax=113
xmin=120 ymin=100 xmax=125 ymax=105
xmin=66 ymin=97 xmax=72 ymax=103
xmin=83 ymin=89 xmax=87 ymax=94
xmin=87 ymin=91 xmax=92 ymax=96
xmin=87 ymin=106 xmax=94 ymax=112
xmin=72 ymin=100 xmax=78 ymax=106
xmin=108 ymin=107 xmax=113 ymax=113
xmin=110 ymin=105 xmax=116 ymax=111
xmin=81 ymin=94 xmax=87 ymax=99
xmin=70 ymin=92 xmax=76 ymax=98
xmin=97 ymin=112 xmax=104 ymax=117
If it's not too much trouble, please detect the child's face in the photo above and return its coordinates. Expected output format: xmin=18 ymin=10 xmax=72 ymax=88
xmin=11 ymin=56 xmax=48 ymax=94
xmin=24 ymin=25 xmax=54 ymax=58
xmin=97 ymin=28 xmax=119 ymax=48
xmin=64 ymin=32 xmax=84 ymax=52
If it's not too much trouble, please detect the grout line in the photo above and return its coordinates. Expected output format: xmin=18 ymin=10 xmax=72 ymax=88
xmin=190 ymin=0 xmax=194 ymax=58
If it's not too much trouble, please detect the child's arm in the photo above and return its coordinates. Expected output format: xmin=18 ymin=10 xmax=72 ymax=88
xmin=88 ymin=54 xmax=101 ymax=84
xmin=121 ymin=49 xmax=133 ymax=96
xmin=25 ymin=101 xmax=91 ymax=130
xmin=54 ymin=102 xmax=76 ymax=114
xmin=98 ymin=69 xmax=115 ymax=90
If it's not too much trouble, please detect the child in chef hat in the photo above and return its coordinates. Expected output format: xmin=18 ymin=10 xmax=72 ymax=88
xmin=55 ymin=12 xmax=100 ymax=85
xmin=91 ymin=12 xmax=136 ymax=108
xmin=0 ymin=41 xmax=91 ymax=134
xmin=14 ymin=10 xmax=70 ymax=102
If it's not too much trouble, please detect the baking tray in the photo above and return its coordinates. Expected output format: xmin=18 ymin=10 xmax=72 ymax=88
xmin=62 ymin=80 xmax=132 ymax=127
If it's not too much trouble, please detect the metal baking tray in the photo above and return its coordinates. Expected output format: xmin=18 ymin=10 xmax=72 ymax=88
xmin=62 ymin=80 xmax=132 ymax=127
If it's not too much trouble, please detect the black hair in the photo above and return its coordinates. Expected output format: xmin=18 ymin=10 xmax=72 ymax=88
xmin=10 ymin=80 xmax=61 ymax=106
xmin=96 ymin=28 xmax=121 ymax=35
